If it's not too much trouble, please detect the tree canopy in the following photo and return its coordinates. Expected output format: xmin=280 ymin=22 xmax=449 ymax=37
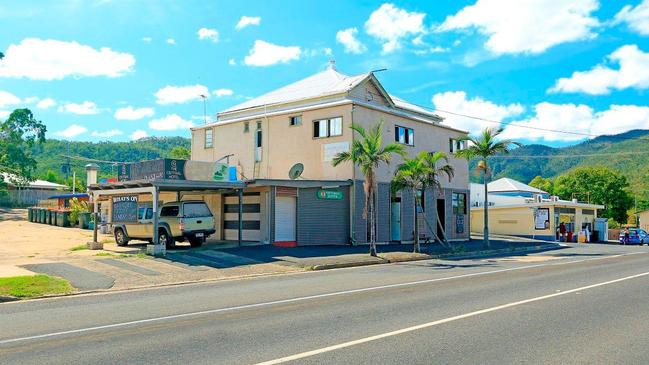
xmin=553 ymin=166 xmax=633 ymax=223
xmin=529 ymin=176 xmax=554 ymax=195
xmin=0 ymin=109 xmax=47 ymax=181
xmin=170 ymin=146 xmax=191 ymax=160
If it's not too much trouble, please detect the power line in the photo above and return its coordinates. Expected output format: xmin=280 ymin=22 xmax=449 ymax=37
xmin=489 ymin=151 xmax=645 ymax=159
xmin=373 ymin=90 xmax=647 ymax=141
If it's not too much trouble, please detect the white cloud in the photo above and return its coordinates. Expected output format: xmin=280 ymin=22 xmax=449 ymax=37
xmin=91 ymin=129 xmax=123 ymax=138
xmin=36 ymin=97 xmax=56 ymax=109
xmin=213 ymin=88 xmax=233 ymax=97
xmin=0 ymin=111 xmax=10 ymax=119
xmin=236 ymin=16 xmax=261 ymax=30
xmin=130 ymin=129 xmax=148 ymax=140
xmin=438 ymin=0 xmax=600 ymax=55
xmin=59 ymin=101 xmax=100 ymax=115
xmin=166 ymin=38 xmax=176 ymax=45
xmin=55 ymin=124 xmax=88 ymax=138
xmin=148 ymin=114 xmax=194 ymax=131
xmin=501 ymin=103 xmax=649 ymax=142
xmin=228 ymin=58 xmax=236 ymax=66
xmin=243 ymin=40 xmax=301 ymax=66
xmin=197 ymin=27 xmax=219 ymax=42
xmin=0 ymin=38 xmax=135 ymax=80
xmin=114 ymin=106 xmax=154 ymax=120
xmin=549 ymin=44 xmax=649 ymax=95
xmin=432 ymin=91 xmax=524 ymax=132
xmin=364 ymin=3 xmax=426 ymax=53
xmin=141 ymin=37 xmax=152 ymax=43
xmin=614 ymin=0 xmax=649 ymax=35
xmin=0 ymin=91 xmax=20 ymax=108
xmin=336 ymin=28 xmax=367 ymax=54
xmin=24 ymin=96 xmax=39 ymax=104
xmin=154 ymin=85 xmax=209 ymax=105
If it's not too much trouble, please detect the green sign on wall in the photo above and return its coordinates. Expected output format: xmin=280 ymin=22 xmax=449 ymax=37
xmin=316 ymin=189 xmax=343 ymax=200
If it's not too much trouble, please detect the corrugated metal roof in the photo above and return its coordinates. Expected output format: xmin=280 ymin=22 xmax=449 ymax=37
xmin=1 ymin=173 xmax=68 ymax=190
xmin=221 ymin=67 xmax=370 ymax=114
xmin=487 ymin=178 xmax=547 ymax=194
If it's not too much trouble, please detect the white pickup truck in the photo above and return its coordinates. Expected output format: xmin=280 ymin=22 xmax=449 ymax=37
xmin=113 ymin=201 xmax=216 ymax=248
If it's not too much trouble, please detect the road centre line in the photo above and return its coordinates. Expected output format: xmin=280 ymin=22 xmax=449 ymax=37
xmin=0 ymin=252 xmax=642 ymax=346
xmin=254 ymin=269 xmax=649 ymax=365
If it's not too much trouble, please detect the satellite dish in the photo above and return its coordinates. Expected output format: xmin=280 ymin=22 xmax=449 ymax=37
xmin=288 ymin=163 xmax=304 ymax=180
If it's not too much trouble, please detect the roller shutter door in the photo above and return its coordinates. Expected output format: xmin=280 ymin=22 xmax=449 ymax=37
xmin=275 ymin=196 xmax=296 ymax=242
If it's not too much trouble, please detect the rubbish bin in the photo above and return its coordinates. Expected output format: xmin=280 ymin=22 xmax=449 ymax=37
xmin=36 ymin=208 xmax=42 ymax=223
xmin=56 ymin=211 xmax=70 ymax=227
xmin=78 ymin=212 xmax=91 ymax=229
xmin=51 ymin=210 xmax=57 ymax=226
xmin=41 ymin=209 xmax=47 ymax=224
xmin=27 ymin=208 xmax=33 ymax=222
xmin=46 ymin=210 xmax=52 ymax=225
xmin=592 ymin=230 xmax=599 ymax=243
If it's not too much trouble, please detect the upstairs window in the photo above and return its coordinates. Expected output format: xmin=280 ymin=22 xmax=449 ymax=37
xmin=449 ymin=138 xmax=467 ymax=153
xmin=313 ymin=117 xmax=343 ymax=138
xmin=244 ymin=122 xmax=250 ymax=133
xmin=289 ymin=115 xmax=302 ymax=126
xmin=204 ymin=128 xmax=213 ymax=148
xmin=395 ymin=125 xmax=414 ymax=146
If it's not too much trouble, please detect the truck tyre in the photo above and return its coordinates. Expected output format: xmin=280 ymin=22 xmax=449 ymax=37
xmin=114 ymin=228 xmax=129 ymax=246
xmin=189 ymin=235 xmax=204 ymax=248
xmin=158 ymin=229 xmax=174 ymax=249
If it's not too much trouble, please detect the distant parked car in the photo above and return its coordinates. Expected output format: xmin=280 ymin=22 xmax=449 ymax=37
xmin=619 ymin=228 xmax=648 ymax=245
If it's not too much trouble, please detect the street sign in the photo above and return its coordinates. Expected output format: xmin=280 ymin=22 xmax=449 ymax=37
xmin=316 ymin=189 xmax=343 ymax=200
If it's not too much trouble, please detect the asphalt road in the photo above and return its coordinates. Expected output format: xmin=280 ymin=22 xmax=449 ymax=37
xmin=2 ymin=244 xmax=649 ymax=364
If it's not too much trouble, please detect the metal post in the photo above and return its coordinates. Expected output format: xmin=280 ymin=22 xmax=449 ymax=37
xmin=238 ymin=188 xmax=243 ymax=246
xmin=93 ymin=195 xmax=99 ymax=243
xmin=152 ymin=186 xmax=163 ymax=255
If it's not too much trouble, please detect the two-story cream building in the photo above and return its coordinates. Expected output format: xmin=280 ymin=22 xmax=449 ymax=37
xmin=190 ymin=64 xmax=470 ymax=246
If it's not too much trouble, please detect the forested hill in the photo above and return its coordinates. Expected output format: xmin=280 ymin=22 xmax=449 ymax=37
xmin=470 ymin=129 xmax=649 ymax=199
xmin=30 ymin=137 xmax=191 ymax=180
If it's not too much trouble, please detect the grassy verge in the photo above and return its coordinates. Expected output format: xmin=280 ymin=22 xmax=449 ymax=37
xmin=69 ymin=244 xmax=88 ymax=251
xmin=94 ymin=251 xmax=148 ymax=259
xmin=0 ymin=275 xmax=74 ymax=299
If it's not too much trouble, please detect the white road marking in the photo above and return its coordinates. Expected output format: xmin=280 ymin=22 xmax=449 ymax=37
xmin=254 ymin=270 xmax=649 ymax=365
xmin=0 ymin=252 xmax=642 ymax=346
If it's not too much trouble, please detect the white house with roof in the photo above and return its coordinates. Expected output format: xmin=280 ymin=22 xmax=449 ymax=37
xmin=470 ymin=177 xmax=605 ymax=241
xmin=1 ymin=173 xmax=69 ymax=206
xmin=189 ymin=64 xmax=471 ymax=246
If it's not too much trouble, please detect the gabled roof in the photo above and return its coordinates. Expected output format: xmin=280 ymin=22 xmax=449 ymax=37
xmin=487 ymin=177 xmax=547 ymax=194
xmin=1 ymin=173 xmax=68 ymax=190
xmin=221 ymin=66 xmax=371 ymax=114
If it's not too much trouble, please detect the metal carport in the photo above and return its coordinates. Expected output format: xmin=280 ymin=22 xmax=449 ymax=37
xmin=88 ymin=178 xmax=246 ymax=255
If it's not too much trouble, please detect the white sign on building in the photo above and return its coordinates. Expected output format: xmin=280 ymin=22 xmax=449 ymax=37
xmin=323 ymin=142 xmax=350 ymax=162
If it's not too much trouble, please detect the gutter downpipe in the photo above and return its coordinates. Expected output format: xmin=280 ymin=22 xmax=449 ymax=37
xmin=350 ymin=104 xmax=356 ymax=245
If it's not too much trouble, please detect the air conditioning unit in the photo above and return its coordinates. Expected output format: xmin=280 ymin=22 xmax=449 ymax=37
xmin=535 ymin=195 xmax=543 ymax=203
xmin=552 ymin=196 xmax=560 ymax=202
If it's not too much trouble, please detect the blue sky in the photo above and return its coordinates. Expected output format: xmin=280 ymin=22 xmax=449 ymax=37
xmin=0 ymin=0 xmax=648 ymax=146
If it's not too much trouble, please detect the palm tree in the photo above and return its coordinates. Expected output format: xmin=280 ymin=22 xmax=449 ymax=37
xmin=333 ymin=121 xmax=405 ymax=257
xmin=392 ymin=151 xmax=454 ymax=253
xmin=420 ymin=151 xmax=455 ymax=245
xmin=455 ymin=127 xmax=520 ymax=248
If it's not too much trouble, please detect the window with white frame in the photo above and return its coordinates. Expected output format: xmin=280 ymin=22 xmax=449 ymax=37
xmin=449 ymin=138 xmax=466 ymax=153
xmin=313 ymin=117 xmax=342 ymax=138
xmin=395 ymin=125 xmax=414 ymax=146
xmin=204 ymin=128 xmax=213 ymax=148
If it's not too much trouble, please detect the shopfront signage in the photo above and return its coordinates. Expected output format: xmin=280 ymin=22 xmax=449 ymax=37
xmin=112 ymin=195 xmax=138 ymax=223
xmin=456 ymin=215 xmax=465 ymax=234
xmin=117 ymin=159 xmax=239 ymax=182
xmin=534 ymin=207 xmax=550 ymax=230
xmin=316 ymin=189 xmax=343 ymax=200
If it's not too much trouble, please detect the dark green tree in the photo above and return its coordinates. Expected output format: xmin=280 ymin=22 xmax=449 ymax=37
xmin=169 ymin=146 xmax=191 ymax=160
xmin=0 ymin=109 xmax=47 ymax=180
xmin=553 ymin=166 xmax=633 ymax=223
xmin=529 ymin=176 xmax=554 ymax=195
